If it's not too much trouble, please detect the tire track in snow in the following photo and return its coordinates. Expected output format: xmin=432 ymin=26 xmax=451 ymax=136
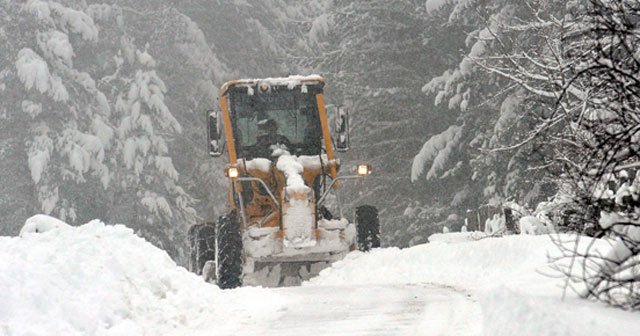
xmin=238 ymin=284 xmax=482 ymax=336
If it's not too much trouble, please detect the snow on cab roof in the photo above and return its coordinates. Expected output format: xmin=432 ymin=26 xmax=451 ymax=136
xmin=220 ymin=74 xmax=325 ymax=95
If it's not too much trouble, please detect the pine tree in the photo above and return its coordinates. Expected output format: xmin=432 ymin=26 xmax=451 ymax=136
xmin=0 ymin=1 xmax=204 ymax=263
xmin=414 ymin=0 xmax=568 ymax=218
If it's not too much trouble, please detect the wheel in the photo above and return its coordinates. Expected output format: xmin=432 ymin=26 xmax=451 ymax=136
xmin=187 ymin=224 xmax=198 ymax=273
xmin=215 ymin=212 xmax=243 ymax=289
xmin=187 ymin=222 xmax=216 ymax=275
xmin=355 ymin=205 xmax=380 ymax=251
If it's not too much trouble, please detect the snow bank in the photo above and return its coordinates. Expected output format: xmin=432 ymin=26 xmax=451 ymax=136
xmin=309 ymin=235 xmax=640 ymax=335
xmin=5 ymin=215 xmax=639 ymax=335
xmin=1 ymin=216 xmax=291 ymax=335
xmin=427 ymin=231 xmax=487 ymax=243
xmin=481 ymin=287 xmax=639 ymax=336
xmin=309 ymin=235 xmax=550 ymax=290
xmin=19 ymin=214 xmax=71 ymax=236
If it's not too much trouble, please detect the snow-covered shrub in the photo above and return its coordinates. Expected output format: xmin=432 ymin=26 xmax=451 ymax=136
xmin=545 ymin=0 xmax=640 ymax=310
xmin=518 ymin=215 xmax=555 ymax=235
xmin=484 ymin=213 xmax=505 ymax=235
xmin=518 ymin=216 xmax=539 ymax=235
xmin=465 ymin=202 xmax=528 ymax=235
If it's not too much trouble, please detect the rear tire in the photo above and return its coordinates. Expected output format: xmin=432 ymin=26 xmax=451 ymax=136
xmin=188 ymin=223 xmax=216 ymax=275
xmin=355 ymin=205 xmax=380 ymax=251
xmin=216 ymin=212 xmax=243 ymax=289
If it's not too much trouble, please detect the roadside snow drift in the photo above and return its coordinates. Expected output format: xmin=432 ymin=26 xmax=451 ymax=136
xmin=2 ymin=216 xmax=639 ymax=335
xmin=308 ymin=234 xmax=640 ymax=336
xmin=0 ymin=216 xmax=290 ymax=336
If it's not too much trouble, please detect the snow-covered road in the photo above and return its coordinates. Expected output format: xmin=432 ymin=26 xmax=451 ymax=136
xmin=249 ymin=284 xmax=480 ymax=336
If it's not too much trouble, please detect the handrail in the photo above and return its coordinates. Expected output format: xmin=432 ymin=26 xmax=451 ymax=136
xmin=317 ymin=175 xmax=361 ymax=206
xmin=236 ymin=176 xmax=283 ymax=230
xmin=237 ymin=177 xmax=279 ymax=206
xmin=235 ymin=175 xmax=362 ymax=230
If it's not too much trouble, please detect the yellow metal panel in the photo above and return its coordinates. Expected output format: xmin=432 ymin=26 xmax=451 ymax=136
xmin=316 ymin=93 xmax=337 ymax=179
xmin=220 ymin=95 xmax=237 ymax=163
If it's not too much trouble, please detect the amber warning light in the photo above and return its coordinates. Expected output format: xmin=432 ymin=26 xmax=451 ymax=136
xmin=225 ymin=166 xmax=239 ymax=179
xmin=357 ymin=164 xmax=372 ymax=177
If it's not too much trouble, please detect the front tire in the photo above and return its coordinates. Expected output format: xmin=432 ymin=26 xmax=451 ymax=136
xmin=356 ymin=205 xmax=380 ymax=251
xmin=216 ymin=212 xmax=243 ymax=289
xmin=188 ymin=223 xmax=216 ymax=275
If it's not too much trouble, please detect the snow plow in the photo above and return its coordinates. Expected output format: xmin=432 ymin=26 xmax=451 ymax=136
xmin=189 ymin=75 xmax=379 ymax=288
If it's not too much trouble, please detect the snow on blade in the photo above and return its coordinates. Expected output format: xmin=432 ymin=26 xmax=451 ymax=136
xmin=282 ymin=198 xmax=315 ymax=247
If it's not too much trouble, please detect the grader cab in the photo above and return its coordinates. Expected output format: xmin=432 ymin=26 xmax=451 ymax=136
xmin=189 ymin=75 xmax=379 ymax=288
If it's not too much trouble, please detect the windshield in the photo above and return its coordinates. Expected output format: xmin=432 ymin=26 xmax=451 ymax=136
xmin=229 ymin=87 xmax=323 ymax=158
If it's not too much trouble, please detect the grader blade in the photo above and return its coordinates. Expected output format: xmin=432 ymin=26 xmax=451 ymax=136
xmin=244 ymin=261 xmax=331 ymax=287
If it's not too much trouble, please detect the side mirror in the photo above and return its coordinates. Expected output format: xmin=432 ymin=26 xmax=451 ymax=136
xmin=334 ymin=106 xmax=350 ymax=152
xmin=208 ymin=110 xmax=223 ymax=157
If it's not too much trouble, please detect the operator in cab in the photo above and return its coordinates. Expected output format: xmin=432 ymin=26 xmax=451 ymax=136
xmin=255 ymin=118 xmax=289 ymax=157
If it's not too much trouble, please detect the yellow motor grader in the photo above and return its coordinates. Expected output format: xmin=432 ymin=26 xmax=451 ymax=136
xmin=188 ymin=75 xmax=379 ymax=289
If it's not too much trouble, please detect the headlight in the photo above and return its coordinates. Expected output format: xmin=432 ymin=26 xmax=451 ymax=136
xmin=225 ymin=166 xmax=239 ymax=179
xmin=357 ymin=164 xmax=372 ymax=177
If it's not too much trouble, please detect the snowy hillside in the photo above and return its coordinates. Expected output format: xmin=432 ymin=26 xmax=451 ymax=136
xmin=2 ymin=216 xmax=638 ymax=335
